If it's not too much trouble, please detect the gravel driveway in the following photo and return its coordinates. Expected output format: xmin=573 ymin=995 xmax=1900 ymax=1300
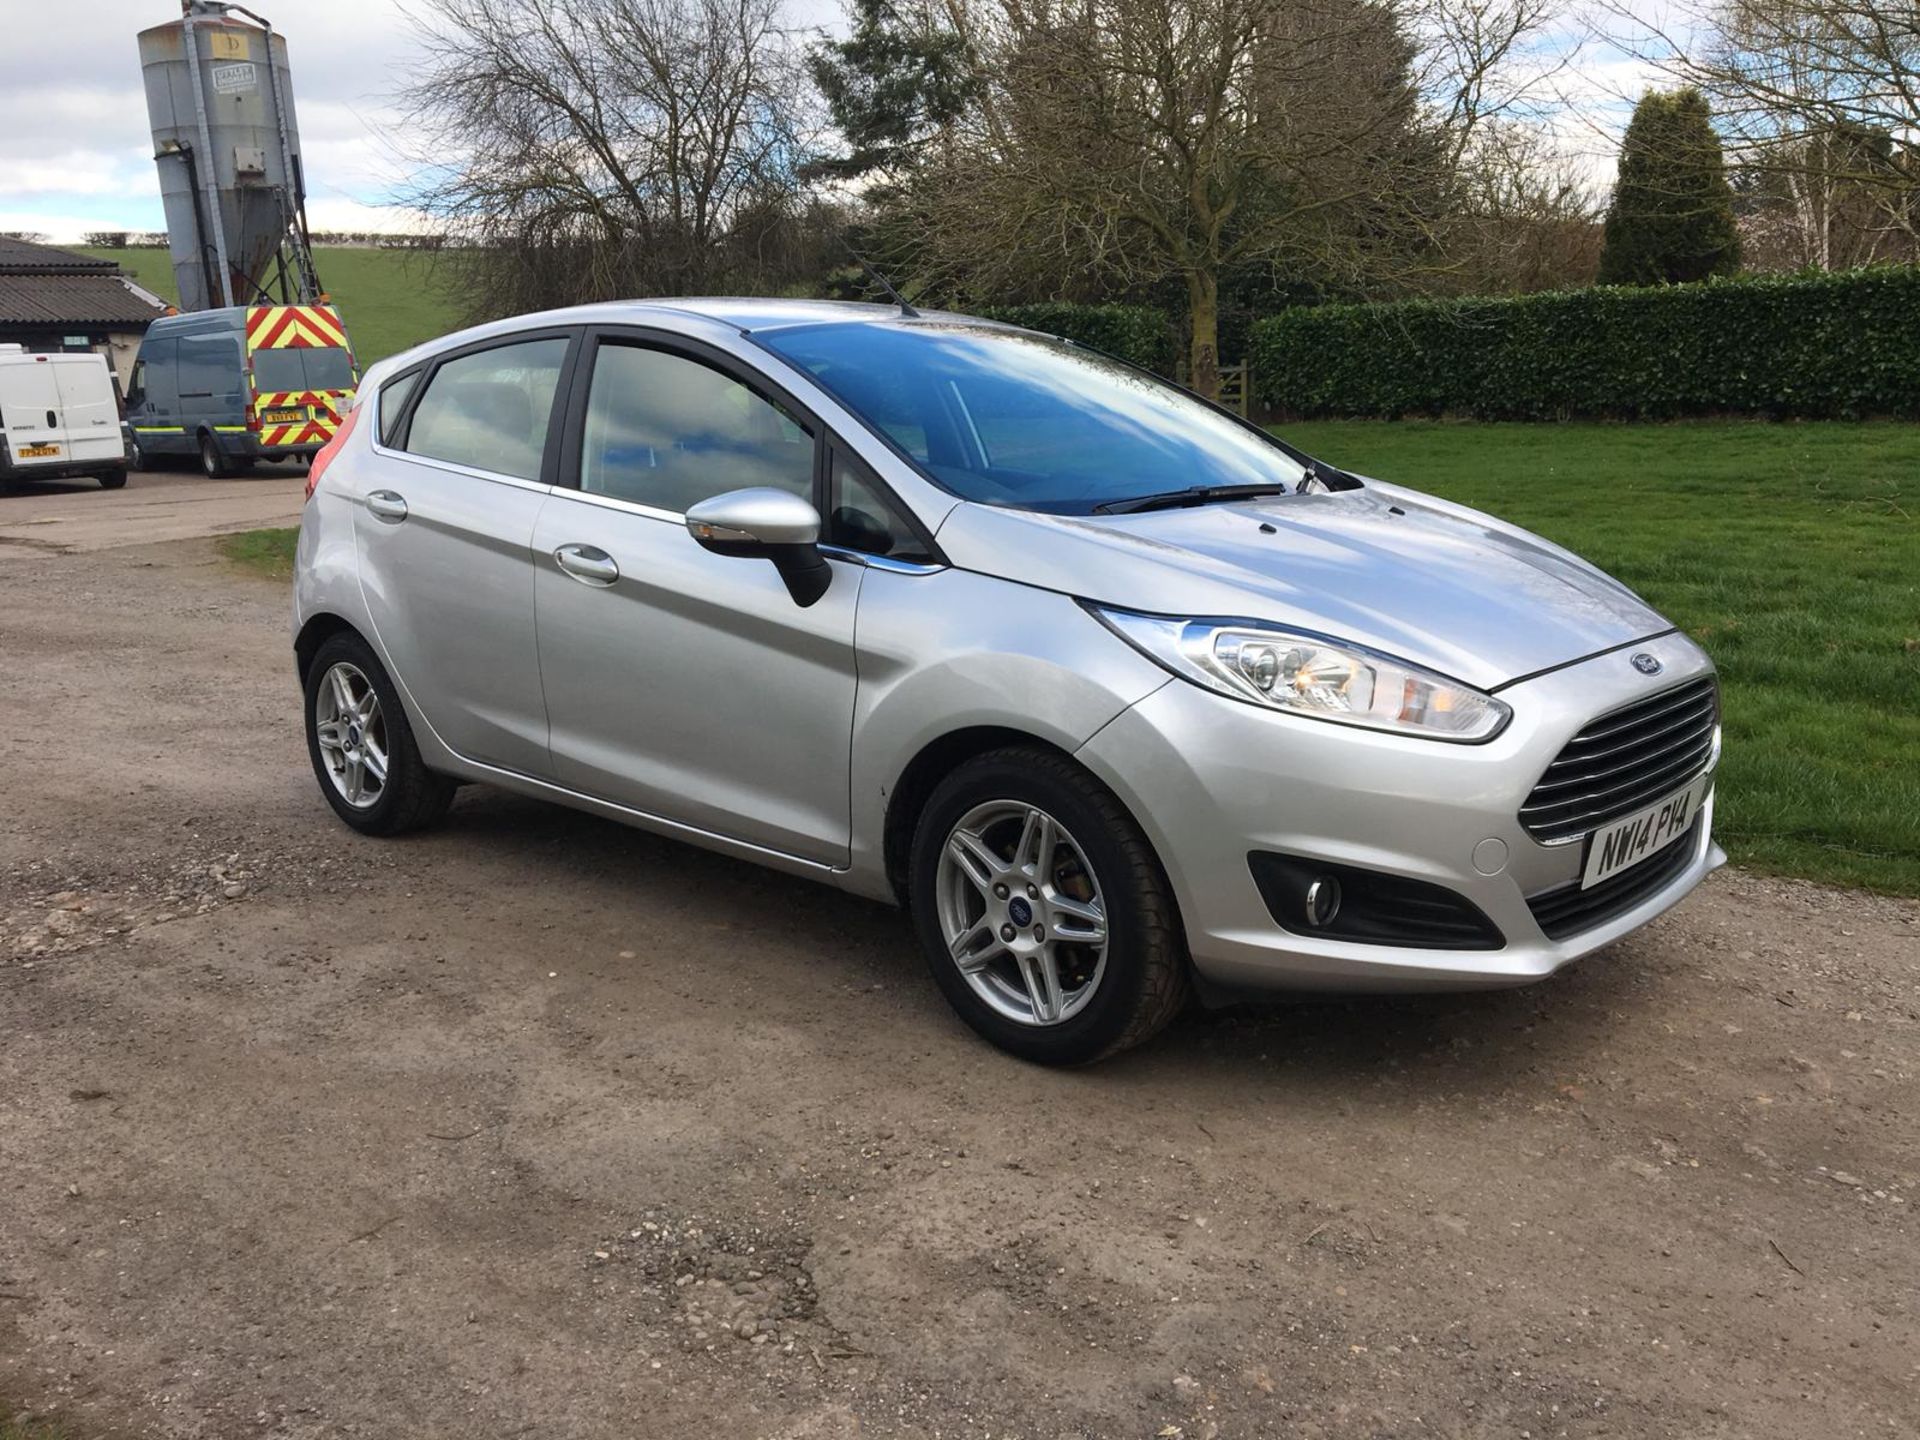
xmin=2 ymin=508 xmax=1916 ymax=1439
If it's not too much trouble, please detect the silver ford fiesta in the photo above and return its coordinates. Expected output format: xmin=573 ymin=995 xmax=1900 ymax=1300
xmin=292 ymin=299 xmax=1724 ymax=1064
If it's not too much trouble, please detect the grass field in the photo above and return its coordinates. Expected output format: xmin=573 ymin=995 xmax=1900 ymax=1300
xmin=215 ymin=415 xmax=1920 ymax=897
xmin=216 ymin=526 xmax=300 ymax=582
xmin=80 ymin=246 xmax=462 ymax=368
xmin=1285 ymin=420 xmax=1920 ymax=896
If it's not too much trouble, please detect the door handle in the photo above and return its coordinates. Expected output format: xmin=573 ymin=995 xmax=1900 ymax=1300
xmin=366 ymin=490 xmax=409 ymax=523
xmin=554 ymin=543 xmax=619 ymax=587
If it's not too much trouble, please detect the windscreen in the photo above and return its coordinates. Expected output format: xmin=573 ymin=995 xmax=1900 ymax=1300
xmin=759 ymin=323 xmax=1305 ymax=514
xmin=252 ymin=346 xmax=354 ymax=393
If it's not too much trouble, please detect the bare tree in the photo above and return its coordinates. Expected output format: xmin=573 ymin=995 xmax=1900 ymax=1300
xmin=867 ymin=0 xmax=1561 ymax=397
xmin=399 ymin=0 xmax=820 ymax=318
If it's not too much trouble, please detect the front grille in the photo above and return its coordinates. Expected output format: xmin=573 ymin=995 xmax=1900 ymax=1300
xmin=1527 ymin=819 xmax=1702 ymax=940
xmin=1248 ymin=852 xmax=1504 ymax=950
xmin=1520 ymin=676 xmax=1719 ymax=845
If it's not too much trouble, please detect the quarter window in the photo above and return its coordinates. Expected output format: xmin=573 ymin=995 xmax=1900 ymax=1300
xmin=404 ymin=337 xmax=568 ymax=482
xmin=579 ymin=344 xmax=814 ymax=513
xmin=826 ymin=449 xmax=934 ymax=563
xmin=378 ymin=368 xmax=421 ymax=444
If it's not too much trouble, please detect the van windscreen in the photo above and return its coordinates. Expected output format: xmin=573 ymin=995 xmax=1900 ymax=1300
xmin=253 ymin=346 xmax=354 ymax=393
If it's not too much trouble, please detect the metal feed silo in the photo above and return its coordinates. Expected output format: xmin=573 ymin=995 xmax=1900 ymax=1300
xmin=139 ymin=2 xmax=322 ymax=312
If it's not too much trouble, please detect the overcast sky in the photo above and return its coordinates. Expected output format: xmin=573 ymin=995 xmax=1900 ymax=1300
xmin=0 ymin=0 xmax=1666 ymax=244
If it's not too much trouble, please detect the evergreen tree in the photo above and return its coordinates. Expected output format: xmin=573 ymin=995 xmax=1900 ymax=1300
xmin=806 ymin=0 xmax=977 ymax=184
xmin=1599 ymin=89 xmax=1742 ymax=284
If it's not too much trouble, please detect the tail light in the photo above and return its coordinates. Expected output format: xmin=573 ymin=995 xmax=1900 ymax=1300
xmin=305 ymin=403 xmax=360 ymax=503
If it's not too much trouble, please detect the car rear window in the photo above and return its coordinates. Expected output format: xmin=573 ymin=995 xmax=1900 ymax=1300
xmin=253 ymin=346 xmax=355 ymax=393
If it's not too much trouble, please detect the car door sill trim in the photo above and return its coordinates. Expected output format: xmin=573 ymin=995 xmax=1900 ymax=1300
xmin=445 ymin=750 xmax=847 ymax=876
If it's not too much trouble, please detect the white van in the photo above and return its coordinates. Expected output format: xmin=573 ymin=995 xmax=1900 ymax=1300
xmin=0 ymin=346 xmax=129 ymax=489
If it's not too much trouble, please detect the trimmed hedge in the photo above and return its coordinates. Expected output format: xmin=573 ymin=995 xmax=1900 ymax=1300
xmin=974 ymin=302 xmax=1178 ymax=375
xmin=1251 ymin=267 xmax=1920 ymax=421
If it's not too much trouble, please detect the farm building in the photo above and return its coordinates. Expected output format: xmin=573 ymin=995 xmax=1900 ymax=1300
xmin=0 ymin=236 xmax=169 ymax=390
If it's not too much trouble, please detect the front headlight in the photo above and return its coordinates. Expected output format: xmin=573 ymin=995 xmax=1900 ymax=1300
xmin=1089 ymin=606 xmax=1510 ymax=743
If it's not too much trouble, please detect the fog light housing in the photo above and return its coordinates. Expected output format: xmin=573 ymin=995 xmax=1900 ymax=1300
xmin=1247 ymin=852 xmax=1504 ymax=950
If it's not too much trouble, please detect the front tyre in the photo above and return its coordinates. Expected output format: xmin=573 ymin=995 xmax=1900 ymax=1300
xmin=909 ymin=746 xmax=1189 ymax=1065
xmin=303 ymin=631 xmax=454 ymax=836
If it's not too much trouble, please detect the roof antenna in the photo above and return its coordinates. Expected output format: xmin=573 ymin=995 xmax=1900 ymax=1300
xmin=841 ymin=239 xmax=919 ymax=318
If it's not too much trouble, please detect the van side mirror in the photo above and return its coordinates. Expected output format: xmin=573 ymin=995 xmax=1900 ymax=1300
xmin=685 ymin=487 xmax=831 ymax=607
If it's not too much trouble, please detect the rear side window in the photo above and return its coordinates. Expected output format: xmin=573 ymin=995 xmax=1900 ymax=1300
xmin=378 ymin=369 xmax=421 ymax=444
xmin=403 ymin=337 xmax=568 ymax=482
xmin=578 ymin=343 xmax=813 ymax=513
xmin=178 ymin=335 xmax=241 ymax=398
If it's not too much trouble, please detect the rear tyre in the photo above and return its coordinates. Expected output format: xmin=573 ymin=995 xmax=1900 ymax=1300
xmin=908 ymin=746 xmax=1189 ymax=1065
xmin=303 ymin=631 xmax=455 ymax=837
xmin=199 ymin=432 xmax=232 ymax=478
xmin=98 ymin=468 xmax=127 ymax=490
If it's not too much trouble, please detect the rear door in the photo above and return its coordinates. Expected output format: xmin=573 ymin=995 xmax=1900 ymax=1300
xmin=352 ymin=329 xmax=578 ymax=780
xmin=248 ymin=306 xmax=357 ymax=449
xmin=531 ymin=329 xmax=863 ymax=863
xmin=50 ymin=356 xmax=123 ymax=466
xmin=1 ymin=355 xmax=68 ymax=469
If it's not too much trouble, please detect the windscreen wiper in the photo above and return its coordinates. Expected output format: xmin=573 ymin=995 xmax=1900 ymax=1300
xmin=1093 ymin=483 xmax=1297 ymax=515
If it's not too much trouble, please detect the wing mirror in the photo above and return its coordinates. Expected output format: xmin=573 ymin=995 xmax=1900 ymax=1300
xmin=685 ymin=487 xmax=832 ymax=607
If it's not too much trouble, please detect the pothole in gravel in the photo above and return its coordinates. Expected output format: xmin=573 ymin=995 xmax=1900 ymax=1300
xmin=588 ymin=1210 xmax=839 ymax=1361
xmin=4 ymin=853 xmax=258 ymax=962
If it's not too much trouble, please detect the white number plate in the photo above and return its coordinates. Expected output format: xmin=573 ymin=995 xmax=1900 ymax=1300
xmin=1581 ymin=772 xmax=1710 ymax=889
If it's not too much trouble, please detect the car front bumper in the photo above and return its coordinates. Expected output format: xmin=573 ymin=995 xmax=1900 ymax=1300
xmin=1075 ymin=629 xmax=1725 ymax=994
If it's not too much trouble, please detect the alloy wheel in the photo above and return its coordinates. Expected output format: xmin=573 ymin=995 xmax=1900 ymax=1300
xmin=935 ymin=800 xmax=1109 ymax=1026
xmin=312 ymin=661 xmax=389 ymax=809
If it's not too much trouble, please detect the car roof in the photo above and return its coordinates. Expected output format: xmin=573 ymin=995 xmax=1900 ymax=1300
xmin=362 ymin=297 xmax=1031 ymax=387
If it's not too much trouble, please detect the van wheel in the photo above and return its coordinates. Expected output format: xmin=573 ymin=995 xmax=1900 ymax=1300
xmin=99 ymin=468 xmax=127 ymax=490
xmin=304 ymin=631 xmax=456 ymax=836
xmin=909 ymin=746 xmax=1190 ymax=1065
xmin=199 ymin=433 xmax=231 ymax=478
xmin=126 ymin=435 xmax=146 ymax=471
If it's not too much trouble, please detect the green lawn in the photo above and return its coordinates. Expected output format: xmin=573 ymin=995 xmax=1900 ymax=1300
xmin=215 ymin=418 xmax=1920 ymax=897
xmin=81 ymin=245 xmax=461 ymax=368
xmin=1283 ymin=420 xmax=1920 ymax=896
xmin=216 ymin=526 xmax=300 ymax=581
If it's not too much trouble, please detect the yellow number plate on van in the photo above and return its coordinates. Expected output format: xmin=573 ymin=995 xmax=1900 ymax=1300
xmin=19 ymin=443 xmax=60 ymax=458
xmin=262 ymin=408 xmax=306 ymax=424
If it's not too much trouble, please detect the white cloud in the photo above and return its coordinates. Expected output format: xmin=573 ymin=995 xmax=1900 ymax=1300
xmin=3 ymin=0 xmax=1703 ymax=243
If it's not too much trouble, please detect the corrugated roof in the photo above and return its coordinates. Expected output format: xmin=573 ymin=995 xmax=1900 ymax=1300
xmin=0 ymin=236 xmax=120 ymax=274
xmin=0 ymin=273 xmax=168 ymax=328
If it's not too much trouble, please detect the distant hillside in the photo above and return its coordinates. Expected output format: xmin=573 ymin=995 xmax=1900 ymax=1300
xmin=80 ymin=246 xmax=463 ymax=367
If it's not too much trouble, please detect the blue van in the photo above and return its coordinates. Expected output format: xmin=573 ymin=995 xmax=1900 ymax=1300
xmin=125 ymin=304 xmax=356 ymax=477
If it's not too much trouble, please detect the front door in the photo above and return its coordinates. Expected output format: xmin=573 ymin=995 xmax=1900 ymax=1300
xmin=532 ymin=334 xmax=862 ymax=865
xmin=352 ymin=330 xmax=576 ymax=780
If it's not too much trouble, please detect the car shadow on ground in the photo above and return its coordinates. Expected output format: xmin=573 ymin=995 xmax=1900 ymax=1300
xmin=414 ymin=783 xmax=1653 ymax=1103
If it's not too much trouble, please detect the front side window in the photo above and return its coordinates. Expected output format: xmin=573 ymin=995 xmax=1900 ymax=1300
xmin=404 ymin=336 xmax=568 ymax=482
xmin=760 ymin=323 xmax=1307 ymax=515
xmin=578 ymin=343 xmax=814 ymax=513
